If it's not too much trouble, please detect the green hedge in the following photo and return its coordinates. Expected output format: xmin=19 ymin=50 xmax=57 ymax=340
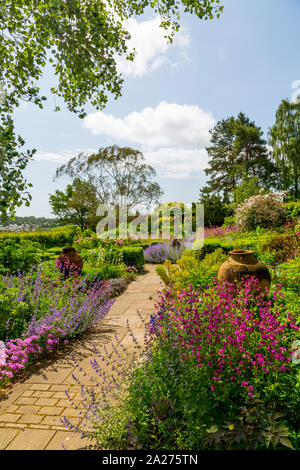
xmin=119 ymin=246 xmax=145 ymax=271
xmin=0 ymin=226 xmax=79 ymax=248
xmin=191 ymin=237 xmax=263 ymax=260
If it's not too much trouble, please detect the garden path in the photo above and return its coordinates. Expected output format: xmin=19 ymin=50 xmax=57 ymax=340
xmin=0 ymin=264 xmax=162 ymax=450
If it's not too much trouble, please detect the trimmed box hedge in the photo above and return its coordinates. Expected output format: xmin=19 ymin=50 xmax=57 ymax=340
xmin=0 ymin=226 xmax=79 ymax=248
xmin=119 ymin=246 xmax=145 ymax=271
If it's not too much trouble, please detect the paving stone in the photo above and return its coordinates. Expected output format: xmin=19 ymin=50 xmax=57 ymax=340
xmin=4 ymin=405 xmax=19 ymax=413
xmin=0 ymin=428 xmax=20 ymax=449
xmin=16 ymin=405 xmax=41 ymax=414
xmin=18 ymin=414 xmax=43 ymax=425
xmin=38 ymin=406 xmax=64 ymax=416
xmin=0 ymin=413 xmax=21 ymax=423
xmin=6 ymin=428 xmax=56 ymax=450
xmin=45 ymin=430 xmax=94 ymax=450
xmin=41 ymin=415 xmax=66 ymax=426
xmin=21 ymin=390 xmax=34 ymax=397
xmin=14 ymin=397 xmax=38 ymax=406
xmin=49 ymin=384 xmax=70 ymax=392
xmin=34 ymin=398 xmax=59 ymax=406
xmin=31 ymin=391 xmax=55 ymax=398
xmin=62 ymin=407 xmax=85 ymax=418
xmin=52 ymin=391 xmax=75 ymax=399
xmin=29 ymin=384 xmax=51 ymax=391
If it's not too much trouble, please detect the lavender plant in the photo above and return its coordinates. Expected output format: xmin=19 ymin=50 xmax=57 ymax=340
xmin=144 ymin=242 xmax=184 ymax=264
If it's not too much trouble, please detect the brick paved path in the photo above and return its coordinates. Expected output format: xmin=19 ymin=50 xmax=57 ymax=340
xmin=0 ymin=265 xmax=162 ymax=450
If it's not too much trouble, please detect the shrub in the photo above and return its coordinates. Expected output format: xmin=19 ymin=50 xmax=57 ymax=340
xmin=271 ymin=255 xmax=300 ymax=294
xmin=81 ymin=264 xmax=125 ymax=285
xmin=235 ymin=192 xmax=287 ymax=231
xmin=157 ymin=248 xmax=228 ymax=292
xmin=119 ymin=247 xmax=145 ymax=272
xmin=285 ymin=200 xmax=300 ymax=220
xmin=261 ymin=232 xmax=300 ymax=265
xmin=0 ymin=225 xmax=78 ymax=249
xmin=144 ymin=242 xmax=183 ymax=264
xmin=0 ymin=239 xmax=42 ymax=275
xmin=0 ymin=271 xmax=116 ymax=386
xmin=125 ymin=279 xmax=299 ymax=449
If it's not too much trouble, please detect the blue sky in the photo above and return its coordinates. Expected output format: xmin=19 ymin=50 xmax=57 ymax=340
xmin=12 ymin=0 xmax=300 ymax=217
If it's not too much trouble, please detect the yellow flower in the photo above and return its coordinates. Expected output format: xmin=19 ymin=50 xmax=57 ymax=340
xmin=228 ymin=424 xmax=235 ymax=430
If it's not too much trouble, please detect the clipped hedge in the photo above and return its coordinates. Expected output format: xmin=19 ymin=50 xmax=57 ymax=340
xmin=0 ymin=226 xmax=79 ymax=248
xmin=191 ymin=237 xmax=264 ymax=261
xmin=119 ymin=246 xmax=145 ymax=271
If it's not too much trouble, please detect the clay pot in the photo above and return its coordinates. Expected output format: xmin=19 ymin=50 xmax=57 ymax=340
xmin=57 ymin=247 xmax=83 ymax=276
xmin=218 ymin=250 xmax=271 ymax=290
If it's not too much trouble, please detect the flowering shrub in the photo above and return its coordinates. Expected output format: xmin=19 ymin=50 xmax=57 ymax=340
xmin=58 ymin=277 xmax=300 ymax=450
xmin=261 ymin=232 xmax=300 ymax=265
xmin=0 ymin=326 xmax=67 ymax=386
xmin=203 ymin=225 xmax=240 ymax=239
xmin=144 ymin=242 xmax=183 ymax=264
xmin=120 ymin=278 xmax=300 ymax=449
xmin=156 ymin=248 xmax=227 ymax=292
xmin=235 ymin=192 xmax=287 ymax=231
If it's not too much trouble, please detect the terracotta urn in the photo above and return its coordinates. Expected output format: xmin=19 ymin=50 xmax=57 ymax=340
xmin=57 ymin=247 xmax=83 ymax=276
xmin=218 ymin=250 xmax=271 ymax=290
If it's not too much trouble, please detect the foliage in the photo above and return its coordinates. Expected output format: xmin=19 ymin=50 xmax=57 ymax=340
xmin=54 ymin=146 xmax=163 ymax=211
xmin=234 ymin=192 xmax=287 ymax=231
xmin=156 ymin=248 xmax=227 ymax=292
xmin=120 ymin=279 xmax=299 ymax=449
xmin=232 ymin=175 xmax=262 ymax=205
xmin=49 ymin=178 xmax=99 ymax=230
xmin=0 ymin=117 xmax=35 ymax=219
xmin=261 ymin=232 xmax=300 ymax=265
xmin=203 ymin=113 xmax=277 ymax=203
xmin=0 ymin=0 xmax=223 ymax=217
xmin=271 ymin=255 xmax=300 ymax=294
xmin=0 ymin=269 xmax=114 ymax=344
xmin=81 ymin=263 xmax=126 ymax=284
xmin=144 ymin=242 xmax=184 ymax=264
xmin=0 ymin=225 xmax=79 ymax=249
xmin=199 ymin=188 xmax=230 ymax=227
xmin=285 ymin=200 xmax=300 ymax=220
xmin=0 ymin=239 xmax=42 ymax=275
xmin=120 ymin=246 xmax=145 ymax=272
xmin=269 ymin=99 xmax=300 ymax=199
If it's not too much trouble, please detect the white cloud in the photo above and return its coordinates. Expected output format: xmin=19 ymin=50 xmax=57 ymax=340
xmin=83 ymin=101 xmax=215 ymax=148
xmin=116 ymin=17 xmax=190 ymax=77
xmin=82 ymin=101 xmax=214 ymax=177
xmin=143 ymin=147 xmax=209 ymax=178
xmin=34 ymin=148 xmax=96 ymax=164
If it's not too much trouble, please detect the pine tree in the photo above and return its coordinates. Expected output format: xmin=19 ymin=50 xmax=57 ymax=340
xmin=202 ymin=113 xmax=277 ymax=202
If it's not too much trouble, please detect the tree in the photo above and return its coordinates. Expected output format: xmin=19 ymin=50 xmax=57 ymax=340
xmin=203 ymin=113 xmax=277 ymax=202
xmin=232 ymin=175 xmax=262 ymax=205
xmin=199 ymin=186 xmax=230 ymax=227
xmin=49 ymin=178 xmax=99 ymax=230
xmin=54 ymin=145 xmax=163 ymax=211
xmin=269 ymin=99 xmax=300 ymax=199
xmin=0 ymin=116 xmax=36 ymax=219
xmin=0 ymin=0 xmax=223 ymax=218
